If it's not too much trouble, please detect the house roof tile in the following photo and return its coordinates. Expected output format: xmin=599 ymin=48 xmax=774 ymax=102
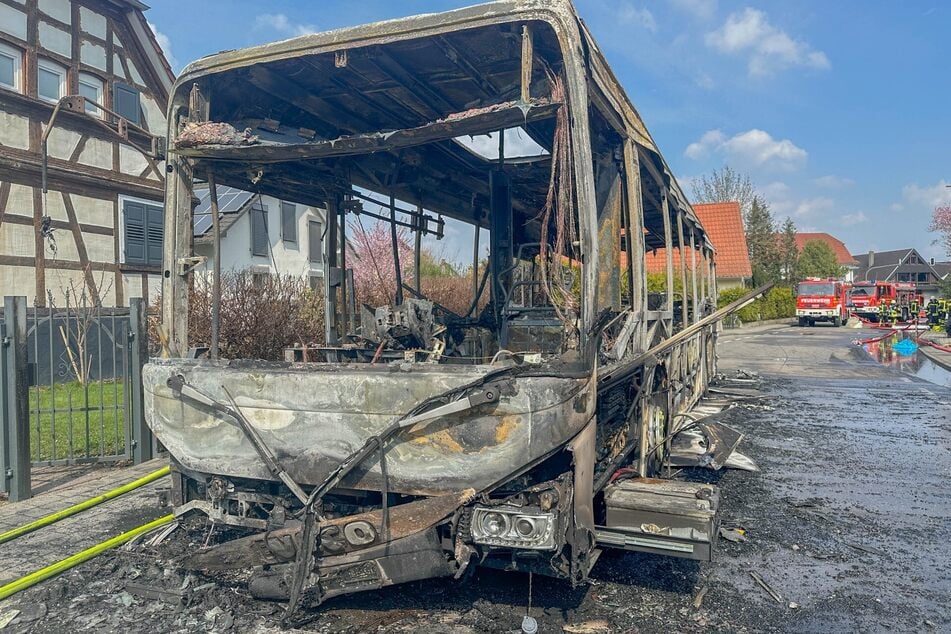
xmin=794 ymin=232 xmax=858 ymax=266
xmin=645 ymin=202 xmax=752 ymax=279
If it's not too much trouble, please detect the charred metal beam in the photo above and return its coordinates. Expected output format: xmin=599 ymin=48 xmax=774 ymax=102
xmin=435 ymin=36 xmax=502 ymax=98
xmin=372 ymin=46 xmax=457 ymax=116
xmin=521 ymin=25 xmax=534 ymax=103
xmin=173 ymin=100 xmax=561 ymax=162
xmin=676 ymin=210 xmax=689 ymax=327
xmin=246 ymin=64 xmax=385 ymax=137
xmin=599 ymin=283 xmax=774 ymax=392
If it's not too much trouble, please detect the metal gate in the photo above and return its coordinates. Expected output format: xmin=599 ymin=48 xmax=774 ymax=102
xmin=1 ymin=296 xmax=153 ymax=501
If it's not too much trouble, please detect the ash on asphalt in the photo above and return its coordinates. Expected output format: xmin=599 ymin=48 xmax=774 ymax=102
xmin=1 ymin=323 xmax=948 ymax=633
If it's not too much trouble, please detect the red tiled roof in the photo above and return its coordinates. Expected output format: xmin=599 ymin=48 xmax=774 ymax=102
xmin=793 ymin=233 xmax=858 ymax=266
xmin=645 ymin=202 xmax=752 ymax=279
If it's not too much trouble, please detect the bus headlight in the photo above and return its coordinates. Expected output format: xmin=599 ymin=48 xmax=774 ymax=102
xmin=470 ymin=506 xmax=557 ymax=550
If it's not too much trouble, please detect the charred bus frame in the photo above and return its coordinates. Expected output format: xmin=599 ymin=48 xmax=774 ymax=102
xmin=145 ymin=0 xmax=750 ymax=617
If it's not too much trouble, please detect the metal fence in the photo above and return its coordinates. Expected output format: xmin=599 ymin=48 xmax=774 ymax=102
xmin=1 ymin=296 xmax=154 ymax=501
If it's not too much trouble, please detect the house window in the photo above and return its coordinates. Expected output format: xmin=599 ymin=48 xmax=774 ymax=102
xmin=250 ymin=201 xmax=269 ymax=257
xmin=113 ymin=82 xmax=140 ymax=125
xmin=123 ymin=199 xmax=163 ymax=267
xmin=917 ymin=272 xmax=929 ymax=282
xmin=252 ymin=271 xmax=270 ymax=287
xmin=37 ymin=58 xmax=66 ymax=103
xmin=308 ymin=220 xmax=322 ymax=263
xmin=897 ymin=272 xmax=912 ymax=282
xmin=281 ymin=201 xmax=297 ymax=243
xmin=0 ymin=42 xmax=22 ymax=92
xmin=78 ymin=72 xmax=103 ymax=117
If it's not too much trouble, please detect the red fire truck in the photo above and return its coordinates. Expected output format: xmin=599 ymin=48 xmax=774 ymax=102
xmin=847 ymin=281 xmax=892 ymax=322
xmin=796 ymin=278 xmax=850 ymax=327
xmin=847 ymin=282 xmax=923 ymax=323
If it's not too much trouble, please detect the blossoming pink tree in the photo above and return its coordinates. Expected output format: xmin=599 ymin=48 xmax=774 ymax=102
xmin=930 ymin=204 xmax=951 ymax=258
xmin=349 ymin=219 xmax=413 ymax=307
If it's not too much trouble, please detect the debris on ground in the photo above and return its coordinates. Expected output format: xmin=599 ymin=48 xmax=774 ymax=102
xmin=749 ymin=571 xmax=783 ymax=604
xmin=718 ymin=526 xmax=748 ymax=543
xmin=562 ymin=619 xmax=611 ymax=633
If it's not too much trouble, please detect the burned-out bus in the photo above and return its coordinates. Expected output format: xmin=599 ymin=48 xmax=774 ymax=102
xmin=145 ymin=0 xmax=755 ymax=616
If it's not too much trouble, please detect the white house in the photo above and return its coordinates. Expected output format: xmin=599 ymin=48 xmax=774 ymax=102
xmin=191 ymin=185 xmax=325 ymax=287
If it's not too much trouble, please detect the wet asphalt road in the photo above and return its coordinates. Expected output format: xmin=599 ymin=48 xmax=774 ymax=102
xmin=4 ymin=321 xmax=950 ymax=633
xmin=710 ymin=321 xmax=950 ymax=633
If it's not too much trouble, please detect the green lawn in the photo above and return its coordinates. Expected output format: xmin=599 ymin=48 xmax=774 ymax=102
xmin=29 ymin=380 xmax=127 ymax=462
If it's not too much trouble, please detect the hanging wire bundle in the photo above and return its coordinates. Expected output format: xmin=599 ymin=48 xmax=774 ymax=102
xmin=537 ymin=73 xmax=579 ymax=324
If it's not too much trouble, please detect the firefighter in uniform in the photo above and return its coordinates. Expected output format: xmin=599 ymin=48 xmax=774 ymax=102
xmin=878 ymin=300 xmax=890 ymax=325
xmin=927 ymin=298 xmax=939 ymax=326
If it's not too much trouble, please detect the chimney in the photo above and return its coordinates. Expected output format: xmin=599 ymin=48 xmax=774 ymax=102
xmin=868 ymin=250 xmax=875 ymax=268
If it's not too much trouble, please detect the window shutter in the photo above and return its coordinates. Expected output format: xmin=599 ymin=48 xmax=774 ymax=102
xmin=145 ymin=204 xmax=164 ymax=266
xmin=281 ymin=202 xmax=296 ymax=243
xmin=309 ymin=220 xmax=322 ymax=263
xmin=113 ymin=82 xmax=140 ymax=125
xmin=251 ymin=203 xmax=269 ymax=257
xmin=124 ymin=202 xmax=146 ymax=264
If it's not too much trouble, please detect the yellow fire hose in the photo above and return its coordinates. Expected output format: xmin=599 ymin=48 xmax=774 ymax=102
xmin=0 ymin=514 xmax=174 ymax=600
xmin=0 ymin=466 xmax=170 ymax=545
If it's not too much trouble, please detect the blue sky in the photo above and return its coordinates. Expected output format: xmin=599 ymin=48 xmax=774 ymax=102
xmin=145 ymin=0 xmax=951 ymax=261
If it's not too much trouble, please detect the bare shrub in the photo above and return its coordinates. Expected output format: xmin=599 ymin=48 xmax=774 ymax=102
xmin=186 ymin=271 xmax=324 ymax=360
xmin=52 ymin=268 xmax=114 ymax=385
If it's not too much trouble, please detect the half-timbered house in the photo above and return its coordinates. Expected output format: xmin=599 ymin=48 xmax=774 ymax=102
xmin=0 ymin=0 xmax=172 ymax=307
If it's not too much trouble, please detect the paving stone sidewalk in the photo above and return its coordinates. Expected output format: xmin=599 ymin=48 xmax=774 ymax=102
xmin=0 ymin=459 xmax=170 ymax=585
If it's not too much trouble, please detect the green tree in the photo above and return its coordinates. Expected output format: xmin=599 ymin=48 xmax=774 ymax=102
xmin=691 ymin=165 xmax=756 ymax=217
xmin=778 ymin=217 xmax=799 ymax=285
xmin=936 ymin=275 xmax=951 ymax=299
xmin=745 ymin=196 xmax=780 ymax=285
xmin=798 ymin=240 xmax=845 ymax=279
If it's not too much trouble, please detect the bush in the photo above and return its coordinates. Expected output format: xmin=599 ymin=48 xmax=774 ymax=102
xmin=717 ymin=285 xmax=795 ymax=323
xmin=186 ymin=271 xmax=324 ymax=360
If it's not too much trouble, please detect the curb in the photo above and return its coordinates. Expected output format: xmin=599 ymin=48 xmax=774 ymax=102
xmin=722 ymin=317 xmax=795 ymax=330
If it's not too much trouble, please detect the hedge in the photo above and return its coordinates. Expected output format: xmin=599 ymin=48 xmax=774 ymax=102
xmin=717 ymin=285 xmax=796 ymax=323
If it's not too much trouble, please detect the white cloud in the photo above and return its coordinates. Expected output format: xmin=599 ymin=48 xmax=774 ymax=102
xmin=619 ymin=4 xmax=657 ymax=32
xmin=761 ymin=181 xmax=790 ymax=198
xmin=685 ymin=128 xmax=807 ymax=170
xmin=814 ymin=175 xmax=855 ymax=189
xmin=254 ymin=13 xmax=316 ymax=37
xmin=684 ymin=129 xmax=726 ymax=159
xmin=792 ymin=196 xmax=834 ymax=218
xmin=668 ymin=0 xmax=717 ymax=20
xmin=705 ymin=8 xmax=830 ymax=76
xmin=148 ymin=21 xmax=178 ymax=72
xmin=840 ymin=211 xmax=868 ymax=226
xmin=724 ymin=130 xmax=808 ymax=169
xmin=902 ymin=179 xmax=951 ymax=208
